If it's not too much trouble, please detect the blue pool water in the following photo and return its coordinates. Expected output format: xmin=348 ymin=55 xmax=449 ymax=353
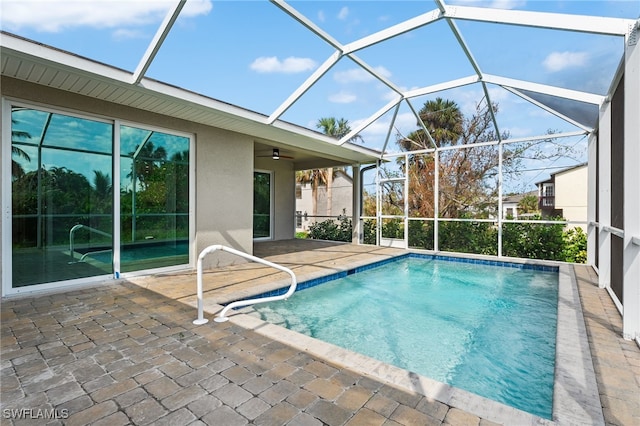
xmin=250 ymin=255 xmax=558 ymax=419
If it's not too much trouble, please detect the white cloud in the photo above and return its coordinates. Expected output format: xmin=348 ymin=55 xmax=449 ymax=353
xmin=250 ymin=56 xmax=317 ymax=73
xmin=328 ymin=91 xmax=357 ymax=104
xmin=338 ymin=7 xmax=349 ymax=20
xmin=317 ymin=10 xmax=326 ymax=22
xmin=1 ymin=0 xmax=212 ymax=33
xmin=333 ymin=66 xmax=392 ymax=84
xmin=543 ymin=51 xmax=589 ymax=72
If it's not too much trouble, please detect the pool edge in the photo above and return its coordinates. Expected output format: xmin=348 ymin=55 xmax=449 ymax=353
xmin=207 ymin=256 xmax=603 ymax=425
xmin=552 ymin=264 xmax=605 ymax=425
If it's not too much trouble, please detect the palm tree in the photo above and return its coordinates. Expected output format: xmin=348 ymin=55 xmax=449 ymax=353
xmin=93 ymin=170 xmax=112 ymax=198
xmin=313 ymin=117 xmax=361 ymax=218
xmin=295 ymin=169 xmax=326 ymax=219
xmin=398 ymin=97 xmax=463 ymax=151
xmin=127 ymin=141 xmax=167 ymax=190
xmin=11 ymin=120 xmax=32 ymax=179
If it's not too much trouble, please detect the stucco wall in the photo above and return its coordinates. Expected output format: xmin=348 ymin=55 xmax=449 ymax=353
xmin=296 ymin=170 xmax=353 ymax=231
xmin=555 ymin=165 xmax=588 ymax=229
xmin=2 ymin=76 xmax=261 ymax=270
xmin=197 ymin=130 xmax=253 ymax=268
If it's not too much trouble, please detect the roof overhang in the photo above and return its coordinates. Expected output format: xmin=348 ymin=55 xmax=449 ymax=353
xmin=0 ymin=32 xmax=381 ymax=168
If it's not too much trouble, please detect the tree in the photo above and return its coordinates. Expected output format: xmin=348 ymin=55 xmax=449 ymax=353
xmin=518 ymin=194 xmax=539 ymax=215
xmin=295 ymin=169 xmax=326 ymax=218
xmin=398 ymin=100 xmax=508 ymax=219
xmin=398 ymin=97 xmax=463 ymax=151
xmin=127 ymin=141 xmax=167 ymax=190
xmin=11 ymin=119 xmax=32 ymax=179
xmin=92 ymin=170 xmax=112 ymax=214
xmin=297 ymin=117 xmax=362 ymax=219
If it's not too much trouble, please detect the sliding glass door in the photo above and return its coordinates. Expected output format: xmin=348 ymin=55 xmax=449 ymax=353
xmin=119 ymin=126 xmax=190 ymax=273
xmin=253 ymin=171 xmax=273 ymax=239
xmin=8 ymin=103 xmax=191 ymax=291
xmin=11 ymin=107 xmax=114 ymax=287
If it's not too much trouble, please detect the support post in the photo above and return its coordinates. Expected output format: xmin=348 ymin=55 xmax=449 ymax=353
xmin=623 ymin=23 xmax=640 ymax=341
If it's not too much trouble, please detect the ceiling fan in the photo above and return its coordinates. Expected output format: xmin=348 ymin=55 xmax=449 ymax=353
xmin=256 ymin=148 xmax=294 ymax=160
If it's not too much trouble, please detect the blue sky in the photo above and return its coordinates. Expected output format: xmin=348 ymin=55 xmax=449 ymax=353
xmin=2 ymin=0 xmax=639 ymax=190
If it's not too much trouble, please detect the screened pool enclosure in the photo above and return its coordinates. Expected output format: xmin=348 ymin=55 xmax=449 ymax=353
xmin=1 ymin=1 xmax=639 ymax=341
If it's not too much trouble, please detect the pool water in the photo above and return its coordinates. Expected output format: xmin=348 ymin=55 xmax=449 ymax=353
xmin=250 ymin=256 xmax=558 ymax=419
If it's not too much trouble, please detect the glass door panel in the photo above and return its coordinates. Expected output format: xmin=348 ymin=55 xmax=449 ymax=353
xmin=253 ymin=171 xmax=272 ymax=239
xmin=11 ymin=107 xmax=113 ymax=287
xmin=119 ymin=126 xmax=190 ymax=273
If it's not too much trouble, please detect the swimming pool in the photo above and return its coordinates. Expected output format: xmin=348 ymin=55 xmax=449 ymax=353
xmin=247 ymin=254 xmax=558 ymax=419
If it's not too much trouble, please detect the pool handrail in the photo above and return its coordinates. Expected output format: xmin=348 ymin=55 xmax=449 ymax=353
xmin=193 ymin=244 xmax=297 ymax=325
xmin=69 ymin=224 xmax=112 ymax=261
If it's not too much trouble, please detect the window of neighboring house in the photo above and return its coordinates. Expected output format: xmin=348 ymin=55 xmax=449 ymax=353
xmin=296 ymin=211 xmax=302 ymax=228
xmin=295 ymin=184 xmax=302 ymax=199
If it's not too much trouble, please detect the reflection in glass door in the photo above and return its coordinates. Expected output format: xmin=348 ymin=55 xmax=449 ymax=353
xmin=253 ymin=171 xmax=272 ymax=239
xmin=119 ymin=126 xmax=190 ymax=273
xmin=11 ymin=107 xmax=114 ymax=287
xmin=9 ymin=104 xmax=191 ymax=290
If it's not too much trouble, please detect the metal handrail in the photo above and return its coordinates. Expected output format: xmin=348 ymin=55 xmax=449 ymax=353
xmin=193 ymin=245 xmax=297 ymax=325
xmin=69 ymin=224 xmax=112 ymax=261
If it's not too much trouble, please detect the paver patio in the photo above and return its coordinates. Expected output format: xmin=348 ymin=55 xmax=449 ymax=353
xmin=1 ymin=241 xmax=638 ymax=425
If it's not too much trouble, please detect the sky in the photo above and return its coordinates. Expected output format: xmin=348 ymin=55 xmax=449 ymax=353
xmin=2 ymin=0 xmax=639 ymax=191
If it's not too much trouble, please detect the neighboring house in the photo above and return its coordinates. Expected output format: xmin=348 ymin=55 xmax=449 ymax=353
xmin=296 ymin=169 xmax=353 ymax=231
xmin=536 ymin=163 xmax=588 ymax=229
xmin=502 ymin=191 xmax=538 ymax=219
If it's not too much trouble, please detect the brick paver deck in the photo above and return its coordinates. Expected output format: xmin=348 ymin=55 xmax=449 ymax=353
xmin=1 ymin=241 xmax=638 ymax=425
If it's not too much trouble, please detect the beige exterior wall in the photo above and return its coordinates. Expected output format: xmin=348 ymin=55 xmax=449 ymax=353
xmin=555 ymin=165 xmax=588 ymax=230
xmin=296 ymin=171 xmax=353 ymax=231
xmin=2 ymin=77 xmax=296 ymax=271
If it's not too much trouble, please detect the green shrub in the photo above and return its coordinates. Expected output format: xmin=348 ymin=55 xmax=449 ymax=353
xmin=363 ymin=219 xmax=376 ymax=245
xmin=439 ymin=220 xmax=497 ymax=255
xmin=381 ymin=218 xmax=403 ymax=239
xmin=502 ymin=217 xmax=565 ymax=261
xmin=308 ymin=215 xmax=352 ymax=242
xmin=408 ymin=220 xmax=434 ymax=250
xmin=561 ymin=227 xmax=587 ymax=263
xmin=311 ymin=215 xmax=587 ymax=263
